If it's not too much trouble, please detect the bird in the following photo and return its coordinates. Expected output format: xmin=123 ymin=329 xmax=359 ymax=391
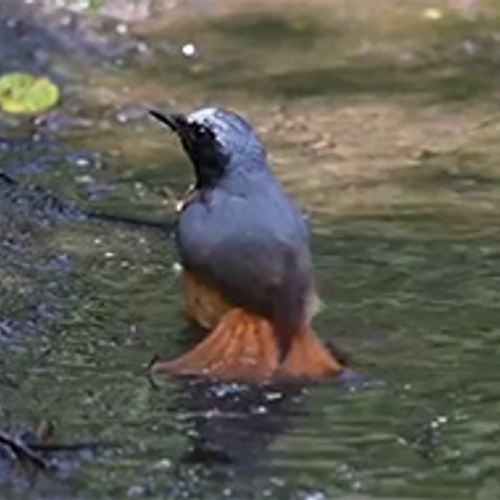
xmin=148 ymin=107 xmax=345 ymax=382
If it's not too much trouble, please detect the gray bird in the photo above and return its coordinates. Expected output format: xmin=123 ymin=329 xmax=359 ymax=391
xmin=149 ymin=107 xmax=344 ymax=382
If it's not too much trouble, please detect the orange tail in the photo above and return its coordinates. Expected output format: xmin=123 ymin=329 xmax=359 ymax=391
xmin=278 ymin=328 xmax=344 ymax=379
xmin=151 ymin=308 xmax=280 ymax=382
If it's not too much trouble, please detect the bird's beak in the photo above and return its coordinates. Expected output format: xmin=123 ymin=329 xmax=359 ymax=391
xmin=148 ymin=109 xmax=188 ymax=133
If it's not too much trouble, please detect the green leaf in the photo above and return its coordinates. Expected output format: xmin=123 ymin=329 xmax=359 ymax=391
xmin=0 ymin=72 xmax=60 ymax=115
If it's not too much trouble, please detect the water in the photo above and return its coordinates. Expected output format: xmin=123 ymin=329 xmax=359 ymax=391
xmin=1 ymin=0 xmax=500 ymax=498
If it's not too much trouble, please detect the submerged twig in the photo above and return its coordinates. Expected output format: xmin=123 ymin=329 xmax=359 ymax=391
xmin=0 ymin=420 xmax=109 ymax=482
xmin=0 ymin=429 xmax=50 ymax=471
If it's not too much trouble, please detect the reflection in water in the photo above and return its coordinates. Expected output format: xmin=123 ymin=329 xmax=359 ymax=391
xmin=174 ymin=380 xmax=305 ymax=468
xmin=158 ymin=368 xmax=373 ymax=498
xmin=162 ymin=377 xmax=306 ymax=497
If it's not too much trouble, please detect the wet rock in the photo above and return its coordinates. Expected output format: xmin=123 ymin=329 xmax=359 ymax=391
xmin=0 ymin=172 xmax=83 ymax=227
xmin=0 ymin=0 xmax=144 ymax=79
xmin=33 ymin=111 xmax=94 ymax=135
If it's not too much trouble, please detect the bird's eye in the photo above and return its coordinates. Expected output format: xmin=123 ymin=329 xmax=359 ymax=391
xmin=194 ymin=124 xmax=214 ymax=140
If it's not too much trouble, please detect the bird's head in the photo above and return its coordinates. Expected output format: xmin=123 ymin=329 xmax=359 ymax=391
xmin=149 ymin=107 xmax=268 ymax=189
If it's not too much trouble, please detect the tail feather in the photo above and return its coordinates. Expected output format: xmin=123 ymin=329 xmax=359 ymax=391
xmin=152 ymin=306 xmax=345 ymax=382
xmin=152 ymin=308 xmax=280 ymax=382
xmin=278 ymin=328 xmax=344 ymax=379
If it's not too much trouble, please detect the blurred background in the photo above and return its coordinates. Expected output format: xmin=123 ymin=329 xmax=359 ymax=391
xmin=1 ymin=1 xmax=500 ymax=499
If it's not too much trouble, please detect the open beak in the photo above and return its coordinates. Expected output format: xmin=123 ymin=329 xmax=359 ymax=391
xmin=148 ymin=109 xmax=188 ymax=133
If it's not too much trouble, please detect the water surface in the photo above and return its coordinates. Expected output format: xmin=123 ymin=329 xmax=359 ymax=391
xmin=1 ymin=1 xmax=500 ymax=498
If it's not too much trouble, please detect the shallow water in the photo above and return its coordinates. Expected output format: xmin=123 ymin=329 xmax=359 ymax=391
xmin=1 ymin=1 xmax=500 ymax=499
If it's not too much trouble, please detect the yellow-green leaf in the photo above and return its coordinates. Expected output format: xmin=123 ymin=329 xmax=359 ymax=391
xmin=0 ymin=72 xmax=60 ymax=114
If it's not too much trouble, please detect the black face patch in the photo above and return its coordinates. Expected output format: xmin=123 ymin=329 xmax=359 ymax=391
xmin=180 ymin=121 xmax=228 ymax=189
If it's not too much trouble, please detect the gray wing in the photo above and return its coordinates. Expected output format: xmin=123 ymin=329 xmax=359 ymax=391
xmin=176 ymin=188 xmax=313 ymax=324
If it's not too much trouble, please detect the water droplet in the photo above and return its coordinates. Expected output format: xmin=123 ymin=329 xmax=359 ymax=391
xmin=264 ymin=391 xmax=283 ymax=402
xmin=182 ymin=43 xmax=197 ymax=58
xmin=116 ymin=23 xmax=128 ymax=35
xmin=423 ymin=8 xmax=443 ymax=20
xmin=172 ymin=262 xmax=183 ymax=274
xmin=127 ymin=485 xmax=145 ymax=497
xmin=152 ymin=458 xmax=172 ymax=471
xmin=252 ymin=405 xmax=268 ymax=415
